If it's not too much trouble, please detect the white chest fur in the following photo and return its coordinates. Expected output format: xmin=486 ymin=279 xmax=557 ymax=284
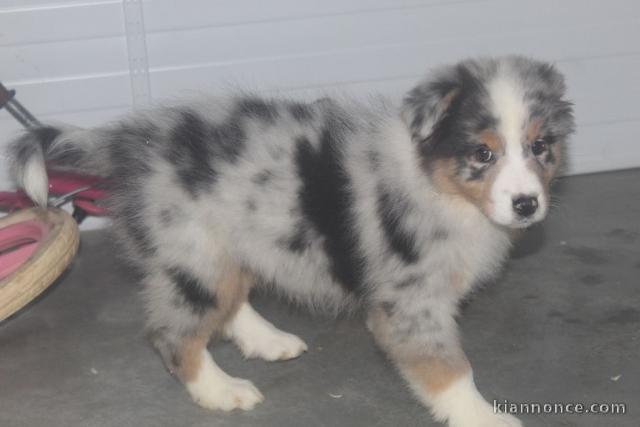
xmin=435 ymin=196 xmax=512 ymax=295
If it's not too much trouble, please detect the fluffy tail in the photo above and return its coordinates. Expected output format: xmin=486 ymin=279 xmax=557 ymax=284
xmin=7 ymin=125 xmax=110 ymax=206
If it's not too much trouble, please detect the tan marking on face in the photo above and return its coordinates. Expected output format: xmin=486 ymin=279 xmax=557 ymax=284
xmin=174 ymin=258 xmax=255 ymax=382
xmin=478 ymin=130 xmax=504 ymax=153
xmin=429 ymin=158 xmax=462 ymax=197
xmin=429 ymin=157 xmax=502 ymax=218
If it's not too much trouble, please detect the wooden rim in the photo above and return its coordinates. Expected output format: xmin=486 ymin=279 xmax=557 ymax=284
xmin=0 ymin=208 xmax=79 ymax=322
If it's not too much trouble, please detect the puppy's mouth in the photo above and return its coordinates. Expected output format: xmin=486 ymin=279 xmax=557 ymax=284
xmin=509 ymin=217 xmax=539 ymax=229
xmin=486 ymin=207 xmax=548 ymax=230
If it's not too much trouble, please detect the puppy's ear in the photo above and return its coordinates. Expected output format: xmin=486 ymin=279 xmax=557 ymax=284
xmin=401 ymin=68 xmax=461 ymax=144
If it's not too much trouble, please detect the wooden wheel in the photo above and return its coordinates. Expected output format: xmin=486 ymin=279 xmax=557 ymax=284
xmin=0 ymin=208 xmax=79 ymax=322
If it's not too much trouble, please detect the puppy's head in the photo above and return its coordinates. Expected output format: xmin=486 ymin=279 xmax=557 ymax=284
xmin=402 ymin=56 xmax=574 ymax=228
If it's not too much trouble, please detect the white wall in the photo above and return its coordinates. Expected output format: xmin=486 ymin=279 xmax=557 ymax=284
xmin=1 ymin=0 xmax=639 ymax=189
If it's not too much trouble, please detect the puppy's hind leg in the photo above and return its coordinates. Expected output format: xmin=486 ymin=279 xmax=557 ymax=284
xmin=224 ymin=301 xmax=308 ymax=361
xmin=146 ymin=262 xmax=263 ymax=411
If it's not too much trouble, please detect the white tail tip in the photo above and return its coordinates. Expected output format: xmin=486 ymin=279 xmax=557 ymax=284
xmin=22 ymin=155 xmax=49 ymax=206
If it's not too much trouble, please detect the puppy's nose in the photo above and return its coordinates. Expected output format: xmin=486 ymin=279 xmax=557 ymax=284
xmin=512 ymin=195 xmax=538 ymax=218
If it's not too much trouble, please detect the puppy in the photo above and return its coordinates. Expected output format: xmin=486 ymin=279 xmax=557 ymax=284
xmin=9 ymin=56 xmax=574 ymax=427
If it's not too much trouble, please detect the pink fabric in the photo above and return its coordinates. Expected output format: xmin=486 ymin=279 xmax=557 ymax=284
xmin=0 ymin=192 xmax=32 ymax=210
xmin=73 ymin=198 xmax=107 ymax=215
xmin=0 ymin=219 xmax=49 ymax=280
xmin=47 ymin=170 xmax=106 ymax=201
xmin=0 ymin=170 xmax=107 ymax=214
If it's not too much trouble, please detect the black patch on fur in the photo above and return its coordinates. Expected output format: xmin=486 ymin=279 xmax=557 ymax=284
xmin=164 ymin=108 xmax=247 ymax=198
xmin=376 ymin=186 xmax=420 ymax=264
xmin=12 ymin=126 xmax=62 ymax=167
xmin=288 ymin=102 xmax=314 ymax=122
xmin=32 ymin=126 xmax=62 ymax=153
xmin=167 ymin=110 xmax=218 ymax=197
xmin=11 ymin=139 xmax=38 ymax=168
xmin=287 ymin=231 xmax=308 ymax=252
xmin=294 ymin=118 xmax=366 ymax=293
xmin=167 ymin=268 xmax=217 ymax=314
xmin=252 ymin=169 xmax=273 ymax=185
xmin=236 ymin=97 xmax=279 ymax=123
xmin=210 ymin=119 xmax=246 ymax=162
xmin=279 ymin=221 xmax=311 ymax=253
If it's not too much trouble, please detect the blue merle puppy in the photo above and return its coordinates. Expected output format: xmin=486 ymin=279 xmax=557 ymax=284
xmin=9 ymin=56 xmax=574 ymax=427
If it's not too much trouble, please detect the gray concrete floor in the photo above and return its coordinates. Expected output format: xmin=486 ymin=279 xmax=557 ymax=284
xmin=1 ymin=169 xmax=639 ymax=427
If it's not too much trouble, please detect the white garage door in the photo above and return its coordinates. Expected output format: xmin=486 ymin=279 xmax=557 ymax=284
xmin=1 ymin=0 xmax=639 ymax=190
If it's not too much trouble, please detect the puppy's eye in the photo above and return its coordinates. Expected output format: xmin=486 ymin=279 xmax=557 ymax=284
xmin=474 ymin=146 xmax=493 ymax=163
xmin=532 ymin=138 xmax=548 ymax=156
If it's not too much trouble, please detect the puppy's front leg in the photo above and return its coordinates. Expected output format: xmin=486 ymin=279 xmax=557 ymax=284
xmin=367 ymin=304 xmax=521 ymax=427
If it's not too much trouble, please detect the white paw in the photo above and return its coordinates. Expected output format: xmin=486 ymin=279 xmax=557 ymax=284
xmin=188 ymin=376 xmax=264 ymax=412
xmin=225 ymin=303 xmax=308 ymax=361
xmin=234 ymin=329 xmax=308 ymax=361
xmin=428 ymin=372 xmax=523 ymax=427
xmin=446 ymin=400 xmax=523 ymax=427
